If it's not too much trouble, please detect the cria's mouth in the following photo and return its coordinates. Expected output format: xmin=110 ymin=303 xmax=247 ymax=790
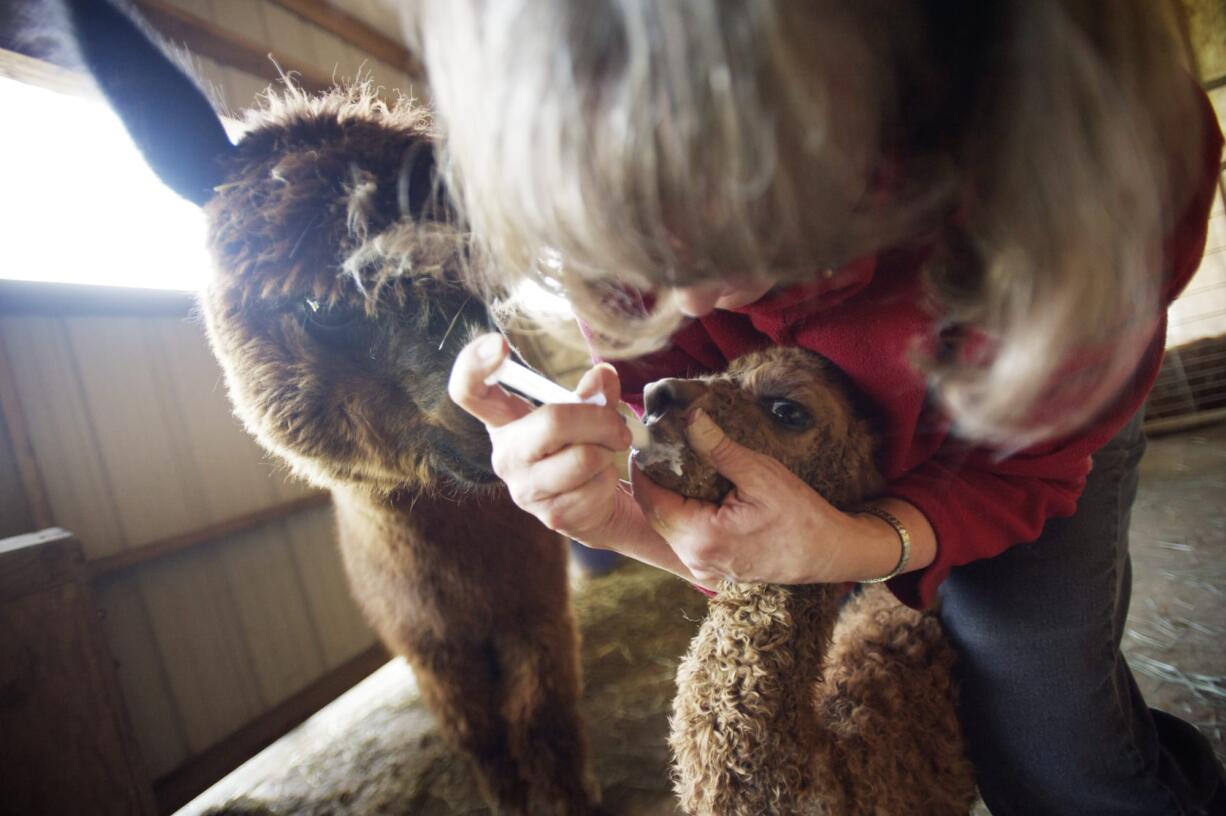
xmin=634 ymin=413 xmax=730 ymax=503
xmin=635 ymin=438 xmax=686 ymax=477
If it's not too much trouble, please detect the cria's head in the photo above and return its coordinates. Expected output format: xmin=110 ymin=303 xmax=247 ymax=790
xmin=637 ymin=347 xmax=883 ymax=507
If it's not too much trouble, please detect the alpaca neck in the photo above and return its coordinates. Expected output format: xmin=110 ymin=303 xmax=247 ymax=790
xmin=329 ymin=481 xmax=558 ymax=595
xmin=723 ymin=582 xmax=843 ymax=742
xmin=672 ymin=581 xmax=846 ymax=815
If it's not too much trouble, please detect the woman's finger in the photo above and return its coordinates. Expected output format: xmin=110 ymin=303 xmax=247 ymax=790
xmin=574 ymin=362 xmax=622 ymax=408
xmin=518 ymin=445 xmax=622 ymax=504
xmin=448 ymin=333 xmax=534 ymax=429
xmin=501 ymin=402 xmax=632 ymax=463
xmin=532 ymin=466 xmax=621 ymax=534
xmin=629 ymin=462 xmax=714 ymax=539
xmin=684 ymin=408 xmax=777 ymax=495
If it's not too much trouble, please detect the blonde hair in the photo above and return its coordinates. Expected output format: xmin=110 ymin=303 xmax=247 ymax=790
xmin=406 ymin=0 xmax=1205 ymax=446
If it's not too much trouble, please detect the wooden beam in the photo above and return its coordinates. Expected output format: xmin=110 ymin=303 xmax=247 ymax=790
xmin=0 ymin=528 xmax=81 ymax=602
xmin=133 ymin=0 xmax=333 ymax=94
xmin=87 ymin=492 xmax=332 ymax=581
xmin=0 ymin=46 xmax=96 ymax=99
xmin=1144 ymin=406 xmax=1226 ymax=437
xmin=0 ymin=279 xmax=195 ymax=318
xmin=153 ymin=643 xmax=390 ymax=814
xmin=264 ymin=0 xmax=422 ymax=77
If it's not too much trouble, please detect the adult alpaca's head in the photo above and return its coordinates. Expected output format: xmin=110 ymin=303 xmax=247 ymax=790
xmin=201 ymin=86 xmax=496 ymax=495
xmin=65 ymin=0 xmax=497 ymax=496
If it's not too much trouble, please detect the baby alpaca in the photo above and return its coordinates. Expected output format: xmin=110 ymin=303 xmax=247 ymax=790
xmin=638 ymin=347 xmax=976 ymax=816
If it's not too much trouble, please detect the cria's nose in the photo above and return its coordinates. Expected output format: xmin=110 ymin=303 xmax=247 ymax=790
xmin=644 ymin=378 xmax=706 ymax=417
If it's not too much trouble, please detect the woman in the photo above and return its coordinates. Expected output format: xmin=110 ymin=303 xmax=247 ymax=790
xmin=422 ymin=2 xmax=1225 ymax=813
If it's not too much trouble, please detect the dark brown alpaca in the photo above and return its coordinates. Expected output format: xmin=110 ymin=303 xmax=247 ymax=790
xmin=63 ymin=5 xmax=594 ymax=808
xmin=637 ymin=347 xmax=976 ymax=816
xmin=194 ymin=85 xmax=594 ymax=815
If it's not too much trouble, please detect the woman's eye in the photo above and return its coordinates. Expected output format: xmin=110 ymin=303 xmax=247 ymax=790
xmin=764 ymin=398 xmax=813 ymax=430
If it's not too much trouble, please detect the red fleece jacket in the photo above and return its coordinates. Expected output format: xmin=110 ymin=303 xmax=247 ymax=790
xmin=607 ymin=96 xmax=1222 ymax=610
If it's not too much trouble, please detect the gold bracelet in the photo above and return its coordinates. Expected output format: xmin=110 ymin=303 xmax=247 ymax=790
xmin=857 ymin=505 xmax=911 ymax=584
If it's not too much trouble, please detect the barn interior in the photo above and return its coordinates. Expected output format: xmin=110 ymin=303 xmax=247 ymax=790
xmin=0 ymin=2 xmax=1223 ymax=815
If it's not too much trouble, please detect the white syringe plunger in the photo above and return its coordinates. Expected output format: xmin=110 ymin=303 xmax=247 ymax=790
xmin=485 ymin=358 xmax=652 ymax=449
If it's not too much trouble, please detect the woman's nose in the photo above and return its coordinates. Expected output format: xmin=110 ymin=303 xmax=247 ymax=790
xmin=644 ymin=378 xmax=706 ymax=417
xmin=672 ymin=285 xmax=724 ymax=318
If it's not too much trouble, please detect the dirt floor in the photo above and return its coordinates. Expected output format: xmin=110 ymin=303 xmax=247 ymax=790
xmin=182 ymin=422 xmax=1226 ymax=816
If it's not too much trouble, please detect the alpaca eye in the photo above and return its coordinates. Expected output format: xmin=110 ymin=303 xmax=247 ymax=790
xmin=300 ymin=298 xmax=374 ymax=354
xmin=764 ymin=398 xmax=813 ymax=430
xmin=302 ymin=298 xmax=358 ymax=329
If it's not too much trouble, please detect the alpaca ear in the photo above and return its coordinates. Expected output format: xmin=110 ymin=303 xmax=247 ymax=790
xmin=62 ymin=0 xmax=236 ymax=205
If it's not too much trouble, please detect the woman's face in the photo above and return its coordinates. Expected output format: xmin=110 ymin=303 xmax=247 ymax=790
xmin=672 ymin=278 xmax=776 ymax=317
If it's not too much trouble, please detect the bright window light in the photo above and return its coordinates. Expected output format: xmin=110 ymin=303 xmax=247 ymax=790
xmin=0 ymin=75 xmax=220 ymax=292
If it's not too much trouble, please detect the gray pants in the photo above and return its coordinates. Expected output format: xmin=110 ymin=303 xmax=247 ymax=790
xmin=938 ymin=413 xmax=1225 ymax=815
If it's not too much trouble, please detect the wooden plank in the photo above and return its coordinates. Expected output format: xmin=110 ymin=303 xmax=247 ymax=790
xmin=133 ymin=0 xmax=333 ymax=93
xmin=0 ymin=530 xmax=157 ymax=816
xmin=213 ymin=525 xmax=328 ymax=707
xmin=0 ymin=317 xmax=128 ymax=558
xmin=87 ymin=492 xmax=331 ymax=579
xmin=305 ymin=25 xmax=363 ymax=83
xmin=153 ymin=642 xmax=390 ymax=813
xmin=0 ymin=527 xmax=81 ymax=601
xmin=282 ymin=505 xmax=378 ymax=668
xmin=136 ymin=543 xmax=266 ymax=756
xmin=217 ymin=65 xmax=272 ymax=113
xmin=0 ymin=46 xmax=96 ymax=98
xmin=1144 ymin=405 xmax=1226 ymax=436
xmin=260 ymin=2 xmax=320 ymax=73
xmin=64 ymin=317 xmax=206 ymax=546
xmin=95 ymin=578 xmax=192 ymax=780
xmin=263 ymin=0 xmax=420 ymax=75
xmin=0 ymin=405 xmax=35 ymax=539
xmin=0 ymin=331 xmax=52 ymax=529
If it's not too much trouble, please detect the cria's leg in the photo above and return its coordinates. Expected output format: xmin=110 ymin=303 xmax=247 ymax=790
xmin=815 ymin=584 xmax=975 ymax=815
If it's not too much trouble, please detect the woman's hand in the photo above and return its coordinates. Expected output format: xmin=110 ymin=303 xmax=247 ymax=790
xmin=631 ymin=409 xmax=935 ymax=587
xmin=448 ymin=333 xmax=635 ymax=541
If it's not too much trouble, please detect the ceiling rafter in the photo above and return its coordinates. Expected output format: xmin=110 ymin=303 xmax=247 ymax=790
xmin=263 ymin=0 xmax=423 ymax=77
xmin=134 ymin=0 xmax=333 ymax=94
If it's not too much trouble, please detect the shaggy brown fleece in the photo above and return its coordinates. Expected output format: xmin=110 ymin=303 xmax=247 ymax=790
xmin=198 ymin=83 xmax=593 ymax=815
xmin=638 ymin=347 xmax=976 ymax=816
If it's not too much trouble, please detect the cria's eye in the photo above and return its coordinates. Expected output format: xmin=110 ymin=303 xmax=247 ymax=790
xmin=764 ymin=398 xmax=813 ymax=430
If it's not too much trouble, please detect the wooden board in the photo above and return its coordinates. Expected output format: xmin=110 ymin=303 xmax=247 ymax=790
xmin=0 ymin=530 xmax=157 ymax=816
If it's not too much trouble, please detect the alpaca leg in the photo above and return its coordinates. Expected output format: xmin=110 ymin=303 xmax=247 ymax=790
xmin=409 ymin=639 xmax=532 ymax=814
xmin=498 ymin=619 xmax=595 ymax=816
